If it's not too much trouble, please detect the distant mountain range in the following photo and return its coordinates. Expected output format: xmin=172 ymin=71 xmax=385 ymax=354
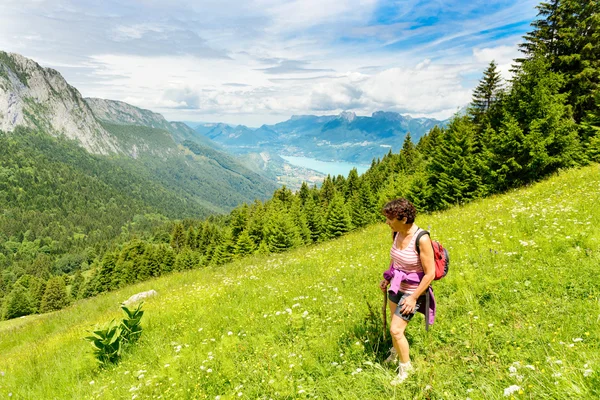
xmin=194 ymin=111 xmax=448 ymax=164
xmin=0 ymin=51 xmax=278 ymax=216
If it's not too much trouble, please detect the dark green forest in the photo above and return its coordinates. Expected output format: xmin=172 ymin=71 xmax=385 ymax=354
xmin=1 ymin=0 xmax=599 ymax=320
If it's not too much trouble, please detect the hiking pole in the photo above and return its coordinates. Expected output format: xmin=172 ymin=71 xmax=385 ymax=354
xmin=382 ymin=289 xmax=387 ymax=340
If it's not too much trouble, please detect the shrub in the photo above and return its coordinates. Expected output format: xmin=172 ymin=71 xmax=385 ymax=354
xmin=86 ymin=303 xmax=144 ymax=367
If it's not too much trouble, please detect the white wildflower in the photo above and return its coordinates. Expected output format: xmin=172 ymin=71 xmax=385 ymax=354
xmin=207 ymin=369 xmax=213 ymax=373
xmin=228 ymin=331 xmax=233 ymax=336
xmin=525 ymin=365 xmax=535 ymax=370
xmin=164 ymin=364 xmax=170 ymax=368
xmin=298 ymin=389 xmax=306 ymax=394
xmin=89 ymin=381 xmax=95 ymax=385
xmin=552 ymin=372 xmax=562 ymax=378
xmin=509 ymin=366 xmax=518 ymax=373
xmin=573 ymin=338 xmax=583 ymax=342
xmin=503 ymin=385 xmax=521 ymax=396
xmin=584 ymin=369 xmax=593 ymax=377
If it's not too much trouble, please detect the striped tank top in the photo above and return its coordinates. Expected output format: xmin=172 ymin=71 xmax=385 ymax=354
xmin=390 ymin=227 xmax=423 ymax=294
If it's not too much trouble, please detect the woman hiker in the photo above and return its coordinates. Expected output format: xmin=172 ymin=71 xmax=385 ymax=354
xmin=379 ymin=198 xmax=436 ymax=385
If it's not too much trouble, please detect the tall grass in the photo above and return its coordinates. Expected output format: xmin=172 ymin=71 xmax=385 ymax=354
xmin=1 ymin=165 xmax=599 ymax=399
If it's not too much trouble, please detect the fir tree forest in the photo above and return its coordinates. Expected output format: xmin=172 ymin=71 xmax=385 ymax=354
xmin=1 ymin=0 xmax=599 ymax=320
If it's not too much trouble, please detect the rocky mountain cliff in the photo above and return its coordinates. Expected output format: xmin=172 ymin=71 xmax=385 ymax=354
xmin=85 ymin=97 xmax=220 ymax=150
xmin=0 ymin=51 xmax=119 ymax=154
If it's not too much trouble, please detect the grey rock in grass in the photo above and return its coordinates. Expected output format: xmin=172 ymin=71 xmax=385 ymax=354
xmin=123 ymin=290 xmax=158 ymax=305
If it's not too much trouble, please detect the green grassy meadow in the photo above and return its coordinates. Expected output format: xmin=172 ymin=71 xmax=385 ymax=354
xmin=1 ymin=165 xmax=599 ymax=399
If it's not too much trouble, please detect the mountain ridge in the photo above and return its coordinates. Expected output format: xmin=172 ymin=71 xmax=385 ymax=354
xmin=194 ymin=110 xmax=447 ymax=163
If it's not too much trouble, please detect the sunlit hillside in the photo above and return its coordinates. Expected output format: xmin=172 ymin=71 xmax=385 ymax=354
xmin=1 ymin=165 xmax=598 ymax=399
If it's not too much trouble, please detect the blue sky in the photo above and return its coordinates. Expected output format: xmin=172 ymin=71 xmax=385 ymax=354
xmin=0 ymin=0 xmax=539 ymax=125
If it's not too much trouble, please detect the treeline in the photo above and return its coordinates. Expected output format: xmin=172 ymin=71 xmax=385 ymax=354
xmin=1 ymin=0 xmax=599 ymax=319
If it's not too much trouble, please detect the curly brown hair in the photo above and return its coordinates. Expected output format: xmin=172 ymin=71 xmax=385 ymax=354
xmin=382 ymin=198 xmax=417 ymax=223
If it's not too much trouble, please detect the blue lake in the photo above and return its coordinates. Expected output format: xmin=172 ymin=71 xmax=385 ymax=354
xmin=280 ymin=155 xmax=370 ymax=177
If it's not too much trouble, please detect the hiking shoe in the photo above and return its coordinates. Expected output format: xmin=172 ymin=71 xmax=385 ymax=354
xmin=390 ymin=361 xmax=413 ymax=386
xmin=383 ymin=347 xmax=397 ymax=364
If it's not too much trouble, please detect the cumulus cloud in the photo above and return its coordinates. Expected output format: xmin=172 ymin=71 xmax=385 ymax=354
xmin=0 ymin=0 xmax=540 ymax=124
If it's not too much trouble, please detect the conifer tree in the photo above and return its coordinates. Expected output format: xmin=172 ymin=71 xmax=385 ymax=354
xmin=303 ymin=195 xmax=324 ymax=243
xmin=186 ymin=226 xmax=197 ymax=250
xmin=358 ymin=178 xmax=378 ymax=223
xmin=80 ymin=270 xmax=101 ymax=299
xmin=40 ymin=276 xmax=69 ymax=313
xmin=230 ymin=204 xmax=249 ymax=240
xmin=349 ymin=192 xmax=368 ymax=228
xmin=325 ymin=193 xmax=352 ymax=238
xmin=235 ymin=230 xmax=256 ymax=256
xmin=70 ymin=270 xmax=84 ymax=300
xmin=256 ymin=240 xmax=270 ymax=255
xmin=298 ymin=182 xmax=310 ymax=205
xmin=2 ymin=284 xmax=33 ymax=319
xmin=290 ymin=197 xmax=312 ymax=244
xmin=406 ymin=172 xmax=431 ymax=212
xmin=263 ymin=201 xmax=301 ymax=252
xmin=519 ymin=0 xmax=600 ymax=124
xmin=320 ymin=175 xmax=336 ymax=206
xmin=345 ymin=168 xmax=360 ymax=200
xmin=159 ymin=245 xmax=175 ymax=273
xmin=170 ymin=223 xmax=186 ymax=250
xmin=492 ymin=54 xmax=581 ymax=188
xmin=97 ymin=252 xmax=117 ymax=292
xmin=30 ymin=277 xmax=47 ymax=312
xmin=425 ymin=116 xmax=483 ymax=209
xmin=400 ymin=133 xmax=417 ymax=172
xmin=175 ymin=248 xmax=198 ymax=270
xmin=469 ymin=60 xmax=503 ymax=124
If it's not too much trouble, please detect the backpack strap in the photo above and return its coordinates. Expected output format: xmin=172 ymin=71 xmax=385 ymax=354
xmin=415 ymin=229 xmax=430 ymax=254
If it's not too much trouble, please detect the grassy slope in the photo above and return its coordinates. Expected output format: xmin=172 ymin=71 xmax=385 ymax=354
xmin=1 ymin=165 xmax=599 ymax=399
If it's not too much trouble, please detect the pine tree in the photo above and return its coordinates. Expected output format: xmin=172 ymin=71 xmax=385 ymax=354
xmin=40 ymin=276 xmax=69 ymax=313
xmin=519 ymin=0 xmax=600 ymax=124
xmin=186 ymin=226 xmax=197 ymax=250
xmin=290 ymin=197 xmax=312 ymax=244
xmin=81 ymin=270 xmax=101 ymax=299
xmin=319 ymin=175 xmax=336 ymax=206
xmin=263 ymin=202 xmax=301 ymax=252
xmin=97 ymin=252 xmax=117 ymax=292
xmin=159 ymin=245 xmax=175 ymax=273
xmin=71 ymin=270 xmax=84 ymax=300
xmin=230 ymin=204 xmax=249 ymax=240
xmin=303 ymin=195 xmax=324 ymax=243
xmin=469 ymin=61 xmax=504 ymax=124
xmin=400 ymin=133 xmax=417 ymax=172
xmin=493 ymin=54 xmax=581 ymax=187
xmin=30 ymin=278 xmax=47 ymax=312
xmin=170 ymin=223 xmax=186 ymax=250
xmin=175 ymin=248 xmax=198 ymax=270
xmin=234 ymin=230 xmax=256 ymax=256
xmin=345 ymin=168 xmax=360 ymax=200
xmin=325 ymin=193 xmax=352 ymax=238
xmin=425 ymin=116 xmax=483 ymax=210
xmin=2 ymin=284 xmax=33 ymax=319
xmin=143 ymin=245 xmax=162 ymax=278
xmin=298 ymin=182 xmax=310 ymax=205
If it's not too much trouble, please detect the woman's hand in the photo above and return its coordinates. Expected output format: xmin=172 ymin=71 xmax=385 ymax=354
xmin=379 ymin=279 xmax=389 ymax=293
xmin=400 ymin=296 xmax=417 ymax=315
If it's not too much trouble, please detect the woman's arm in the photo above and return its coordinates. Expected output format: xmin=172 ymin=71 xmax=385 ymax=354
xmin=399 ymin=234 xmax=435 ymax=313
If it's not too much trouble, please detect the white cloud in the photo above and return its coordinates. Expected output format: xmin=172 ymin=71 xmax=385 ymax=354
xmin=0 ymin=0 xmax=540 ymax=125
xmin=473 ymin=44 xmax=521 ymax=80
